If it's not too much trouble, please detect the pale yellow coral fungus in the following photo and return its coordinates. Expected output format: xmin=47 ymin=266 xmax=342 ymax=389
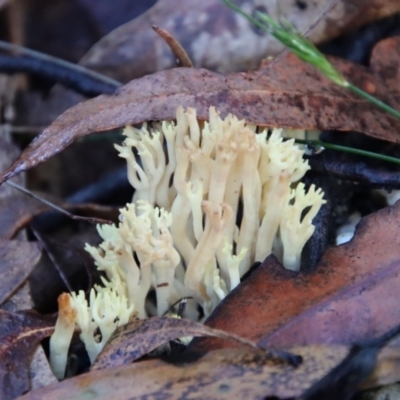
xmin=111 ymin=106 xmax=325 ymax=310
xmin=50 ymin=107 xmax=325 ymax=376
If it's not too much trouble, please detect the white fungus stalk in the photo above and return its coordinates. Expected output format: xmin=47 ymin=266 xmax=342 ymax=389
xmin=184 ymin=201 xmax=233 ymax=301
xmin=49 ymin=293 xmax=77 ymax=379
xmin=280 ymin=183 xmax=326 ymax=271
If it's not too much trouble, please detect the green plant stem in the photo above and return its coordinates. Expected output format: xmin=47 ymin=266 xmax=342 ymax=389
xmin=295 ymin=139 xmax=400 ymax=166
xmin=346 ymin=83 xmax=400 ymax=121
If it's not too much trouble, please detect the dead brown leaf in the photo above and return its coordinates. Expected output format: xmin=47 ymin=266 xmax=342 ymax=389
xmin=0 ymin=310 xmax=56 ymax=400
xmin=3 ymin=45 xmax=400 ymax=185
xmin=370 ymin=36 xmax=400 ymax=98
xmin=15 ymin=345 xmax=400 ymax=400
xmin=80 ymin=0 xmax=400 ymax=81
xmin=0 ymin=240 xmax=41 ymax=305
xmin=0 ymin=130 xmax=57 ymax=390
xmin=190 ymin=200 xmax=400 ymax=353
xmin=91 ymin=316 xmax=297 ymax=371
xmin=25 ymin=0 xmax=400 ymax=131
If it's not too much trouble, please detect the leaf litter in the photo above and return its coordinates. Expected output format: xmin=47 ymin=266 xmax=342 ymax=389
xmin=0 ymin=310 xmax=56 ymax=400
xmin=15 ymin=344 xmax=400 ymax=400
xmin=2 ymin=5 xmax=400 ymax=400
xmin=191 ymin=200 xmax=400 ymax=352
xmin=3 ymin=41 xmax=400 ymax=185
xmin=92 ymin=316 xmax=301 ymax=371
xmin=0 ymin=240 xmax=41 ymax=305
xmin=79 ymin=0 xmax=400 ymax=81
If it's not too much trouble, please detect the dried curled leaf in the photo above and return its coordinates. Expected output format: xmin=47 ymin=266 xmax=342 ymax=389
xmin=0 ymin=310 xmax=56 ymax=400
xmin=92 ymin=316 xmax=299 ymax=371
xmin=2 ymin=46 xmax=400 ymax=185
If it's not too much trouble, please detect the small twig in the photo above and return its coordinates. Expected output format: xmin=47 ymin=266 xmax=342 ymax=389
xmin=163 ymin=297 xmax=194 ymax=317
xmin=6 ymin=181 xmax=113 ymax=225
xmin=0 ymin=40 xmax=120 ymax=87
xmin=300 ymin=0 xmax=338 ymax=38
xmin=8 ymin=125 xmax=45 ymax=134
xmin=0 ymin=53 xmax=119 ymax=96
xmin=31 ymin=227 xmax=74 ymax=293
xmin=152 ymin=25 xmax=193 ymax=67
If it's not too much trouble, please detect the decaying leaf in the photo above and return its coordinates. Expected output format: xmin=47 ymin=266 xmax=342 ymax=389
xmin=0 ymin=240 xmax=41 ymax=305
xmin=26 ymin=0 xmax=400 ymax=130
xmin=15 ymin=345 xmax=400 ymax=400
xmin=80 ymin=0 xmax=400 ymax=81
xmin=370 ymin=36 xmax=400 ymax=96
xmin=191 ymin=200 xmax=400 ymax=352
xmin=0 ymin=135 xmax=57 ymax=391
xmin=92 ymin=316 xmax=299 ymax=371
xmin=0 ymin=310 xmax=56 ymax=400
xmin=3 ymin=45 xmax=400 ymax=184
xmin=299 ymin=322 xmax=400 ymax=400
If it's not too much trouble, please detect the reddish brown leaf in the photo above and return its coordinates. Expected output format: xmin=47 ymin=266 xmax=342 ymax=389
xmin=16 ymin=345 xmax=400 ymax=400
xmin=80 ymin=0 xmax=400 ymax=81
xmin=0 ymin=310 xmax=56 ymax=400
xmin=370 ymin=36 xmax=400 ymax=95
xmin=92 ymin=316 xmax=280 ymax=371
xmin=0 ymin=240 xmax=41 ymax=305
xmin=2 ymin=49 xmax=400 ymax=184
xmin=190 ymin=201 xmax=400 ymax=352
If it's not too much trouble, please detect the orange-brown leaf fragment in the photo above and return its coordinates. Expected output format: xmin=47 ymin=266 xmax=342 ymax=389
xmin=191 ymin=200 xmax=400 ymax=351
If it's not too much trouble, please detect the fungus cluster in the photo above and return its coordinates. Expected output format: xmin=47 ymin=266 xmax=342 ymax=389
xmin=50 ymin=107 xmax=325 ymax=377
